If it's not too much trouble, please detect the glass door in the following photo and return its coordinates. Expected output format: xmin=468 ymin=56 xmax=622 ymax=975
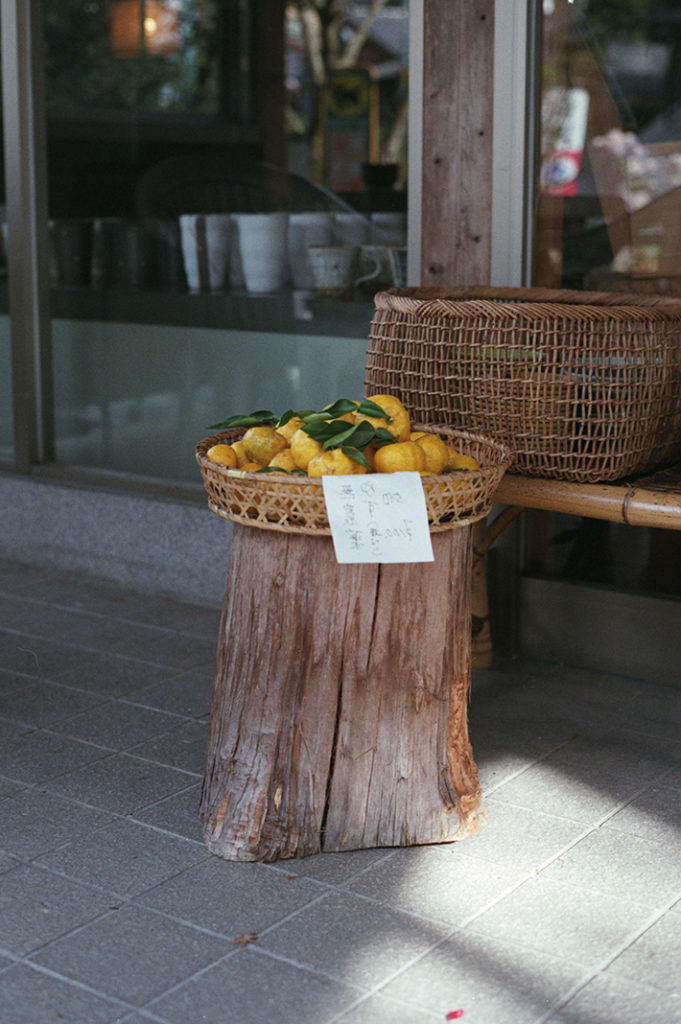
xmin=526 ymin=0 xmax=681 ymax=643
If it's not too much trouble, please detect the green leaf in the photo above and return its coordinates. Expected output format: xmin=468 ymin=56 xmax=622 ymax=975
xmin=341 ymin=446 xmax=369 ymax=468
xmin=302 ymin=418 xmax=351 ymax=442
xmin=357 ymin=398 xmax=392 ymax=421
xmin=323 ymin=421 xmax=378 ymax=451
xmin=373 ymin=427 xmax=398 ymax=447
xmin=322 ymin=423 xmax=362 ymax=449
xmin=206 ymin=409 xmax=277 ymax=430
xmin=322 ymin=398 xmax=359 ymax=418
xmin=277 ymin=409 xmax=296 ymax=428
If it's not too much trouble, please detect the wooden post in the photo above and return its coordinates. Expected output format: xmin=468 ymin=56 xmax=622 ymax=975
xmin=199 ymin=523 xmax=485 ymax=862
xmin=421 ymin=0 xmax=494 ymax=287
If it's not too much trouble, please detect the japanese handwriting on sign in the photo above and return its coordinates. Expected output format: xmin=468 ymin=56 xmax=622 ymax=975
xmin=322 ymin=473 xmax=434 ymax=564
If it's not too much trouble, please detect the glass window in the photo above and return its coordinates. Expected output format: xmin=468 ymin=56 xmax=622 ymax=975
xmin=531 ymin=0 xmax=681 ymax=600
xmin=42 ymin=0 xmax=409 ymax=483
xmin=537 ymin=0 xmax=681 ymax=292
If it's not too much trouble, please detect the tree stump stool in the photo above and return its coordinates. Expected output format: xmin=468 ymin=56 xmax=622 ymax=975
xmin=199 ymin=521 xmax=486 ymax=862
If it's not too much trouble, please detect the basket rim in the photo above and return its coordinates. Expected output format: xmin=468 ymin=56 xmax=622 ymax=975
xmin=373 ymin=286 xmax=681 ymax=320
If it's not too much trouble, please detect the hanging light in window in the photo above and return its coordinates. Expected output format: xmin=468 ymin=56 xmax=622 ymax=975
xmin=110 ymin=0 xmax=180 ymax=58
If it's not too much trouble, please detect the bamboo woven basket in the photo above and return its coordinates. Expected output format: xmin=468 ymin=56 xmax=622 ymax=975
xmin=195 ymin=425 xmax=513 ymax=535
xmin=365 ymin=287 xmax=681 ymax=483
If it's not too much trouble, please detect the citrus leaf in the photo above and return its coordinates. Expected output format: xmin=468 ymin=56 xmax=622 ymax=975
xmin=302 ymin=419 xmax=348 ymax=441
xmin=322 ymin=398 xmax=359 ymax=418
xmin=341 ymin=446 xmax=369 ymax=468
xmin=373 ymin=427 xmax=398 ymax=447
xmin=206 ymin=410 xmax=277 ymax=430
xmin=321 ymin=423 xmax=362 ymax=449
xmin=357 ymin=398 xmax=392 ymax=421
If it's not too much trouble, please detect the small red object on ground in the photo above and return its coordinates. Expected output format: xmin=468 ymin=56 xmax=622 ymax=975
xmin=446 ymin=1012 xmax=464 ymax=1020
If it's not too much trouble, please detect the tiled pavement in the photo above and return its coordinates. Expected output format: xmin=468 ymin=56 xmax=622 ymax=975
xmin=1 ymin=555 xmax=680 ymax=1023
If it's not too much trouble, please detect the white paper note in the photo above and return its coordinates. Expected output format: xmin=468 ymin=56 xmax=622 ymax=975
xmin=322 ymin=472 xmax=434 ymax=564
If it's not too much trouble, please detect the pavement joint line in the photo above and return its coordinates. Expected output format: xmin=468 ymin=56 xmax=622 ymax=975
xmin=4 ymin=955 xmax=142 ymax=1014
xmin=0 ymin=588 xmax=217 ymax=640
xmin=0 ymin=625 xmax=208 ymax=671
xmin=533 ymin=893 xmax=681 ymax=1024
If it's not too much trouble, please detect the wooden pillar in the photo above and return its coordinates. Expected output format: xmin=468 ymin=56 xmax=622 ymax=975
xmin=421 ymin=0 xmax=495 ymax=286
xmin=421 ymin=1 xmax=497 ymax=663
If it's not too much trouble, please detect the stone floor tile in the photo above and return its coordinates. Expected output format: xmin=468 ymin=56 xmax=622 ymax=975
xmin=0 ymin=776 xmax=25 ymax=801
xmin=59 ymin=616 xmax=173 ymax=658
xmin=0 ymin=852 xmax=20 ymax=875
xmin=114 ymin=1014 xmax=173 ymax=1024
xmin=0 ymin=631 xmax=180 ymax=697
xmin=0 ymin=788 xmax=115 ymax=860
xmin=344 ymin=843 xmax=526 ymax=926
xmin=0 ymin=863 xmax=112 ymax=955
xmin=0 ymin=729 xmax=110 ymax=785
xmin=608 ymin=685 xmax=681 ymax=743
xmin=459 ymin=798 xmax=587 ymax=872
xmin=134 ymin=631 xmax=215 ymax=672
xmin=129 ymin=784 xmax=204 ymax=843
xmin=149 ymin=946 xmax=360 ymax=1024
xmin=46 ymin=752 xmax=197 ymax=814
xmin=29 ymin=903 xmax=231 ymax=1005
xmin=541 ymin=725 xmax=681 ymax=785
xmin=379 ymin=929 xmax=588 ymax=1022
xmin=50 ymin=700 xmax=189 ymax=751
xmin=257 ymin=889 xmax=450 ymax=989
xmin=136 ymin=856 xmax=327 ymax=936
xmin=602 ymin=783 xmax=681 ymax=845
xmin=274 ymin=847 xmax=398 ymax=886
xmin=544 ymin=973 xmax=681 ymax=1023
xmin=334 ymin=993 xmax=443 ymax=1023
xmin=44 ymin=648 xmax=181 ymax=697
xmin=132 ymin=668 xmax=214 ymax=720
xmin=0 ymin=962 xmax=128 ymax=1024
xmin=540 ymin=827 xmax=681 ymax=906
xmin=489 ymin=760 xmax=641 ymax=825
xmin=0 ymin=676 xmax=105 ymax=729
xmin=606 ymin=912 xmax=681 ymax=992
xmin=127 ymin=720 xmax=208 ymax=774
xmin=0 ymin=597 xmax=78 ymax=640
xmin=466 ymin=874 xmax=655 ymax=965
xmin=111 ymin=592 xmax=220 ymax=638
xmin=35 ymin=818 xmax=210 ymax=897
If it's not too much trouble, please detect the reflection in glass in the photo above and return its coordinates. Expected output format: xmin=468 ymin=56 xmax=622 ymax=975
xmin=532 ymin=0 xmax=681 ymax=600
xmin=41 ymin=1 xmax=408 ymax=481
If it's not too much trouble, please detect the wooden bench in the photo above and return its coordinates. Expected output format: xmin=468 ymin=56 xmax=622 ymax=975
xmin=492 ymin=462 xmax=681 ymax=530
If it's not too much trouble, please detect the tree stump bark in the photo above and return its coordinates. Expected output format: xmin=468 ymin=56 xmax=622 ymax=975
xmin=199 ymin=523 xmax=486 ymax=862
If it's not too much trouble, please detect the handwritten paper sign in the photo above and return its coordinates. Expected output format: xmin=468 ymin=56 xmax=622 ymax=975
xmin=322 ymin=472 xmax=434 ymax=564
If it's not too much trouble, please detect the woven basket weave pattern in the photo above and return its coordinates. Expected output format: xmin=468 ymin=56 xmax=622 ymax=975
xmin=196 ymin=426 xmax=512 ymax=535
xmin=365 ymin=287 xmax=681 ymax=483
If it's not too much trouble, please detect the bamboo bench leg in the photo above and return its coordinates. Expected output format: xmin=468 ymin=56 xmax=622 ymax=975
xmin=199 ymin=523 xmax=486 ymax=862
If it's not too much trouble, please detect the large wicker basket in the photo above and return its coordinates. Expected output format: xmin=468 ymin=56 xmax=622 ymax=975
xmin=196 ymin=425 xmax=513 ymax=535
xmin=365 ymin=287 xmax=681 ymax=483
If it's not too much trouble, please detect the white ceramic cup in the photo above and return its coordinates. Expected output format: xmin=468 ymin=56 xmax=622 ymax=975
xmin=308 ymin=245 xmax=361 ymax=298
xmin=235 ymin=212 xmax=289 ymax=294
xmin=370 ymin=211 xmax=407 ymax=246
xmin=332 ymin=212 xmax=371 ymax=246
xmin=287 ymin=212 xmax=333 ymax=290
xmin=179 ymin=213 xmax=231 ymax=292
